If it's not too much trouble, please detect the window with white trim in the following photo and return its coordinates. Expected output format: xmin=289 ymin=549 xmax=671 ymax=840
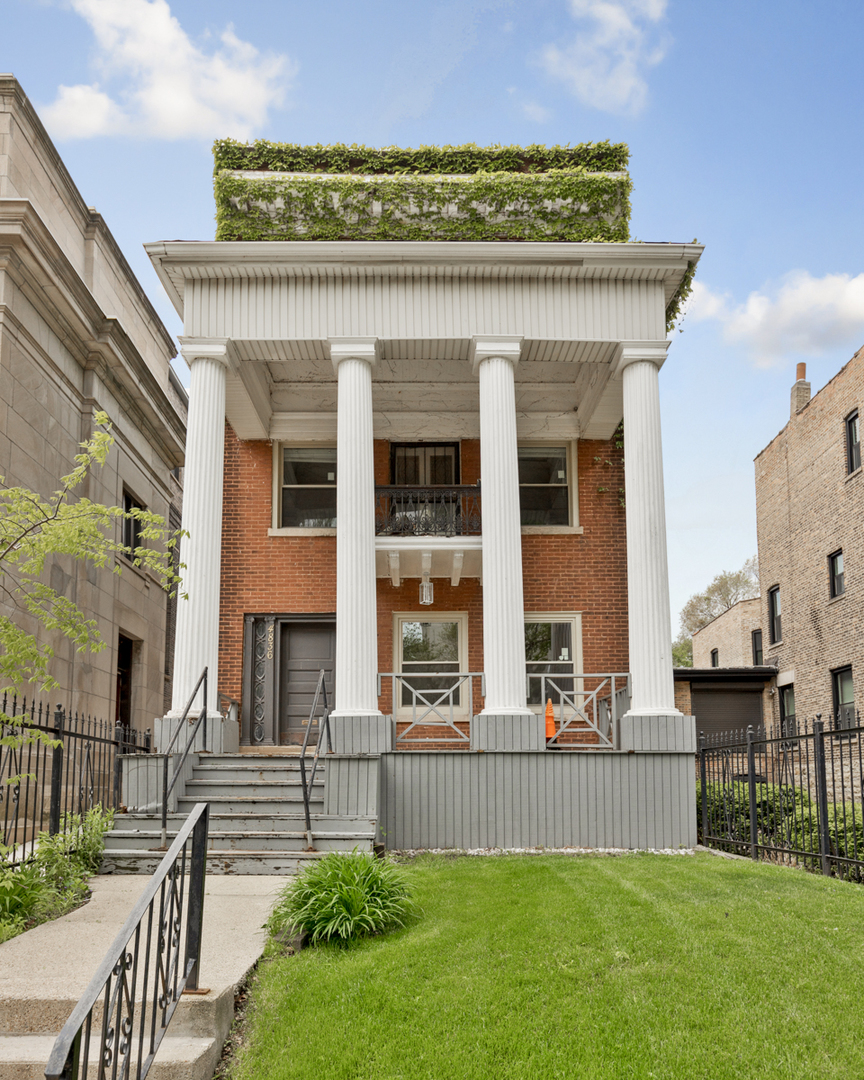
xmin=393 ymin=612 xmax=468 ymax=713
xmin=279 ymin=447 xmax=337 ymax=528
xmin=517 ymin=445 xmax=575 ymax=527
xmin=524 ymin=613 xmax=583 ymax=708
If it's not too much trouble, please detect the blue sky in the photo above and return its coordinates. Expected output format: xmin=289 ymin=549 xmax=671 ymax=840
xmin=4 ymin=0 xmax=864 ymax=627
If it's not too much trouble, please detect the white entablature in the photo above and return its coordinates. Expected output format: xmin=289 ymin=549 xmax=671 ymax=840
xmin=147 ymin=240 xmax=700 ymax=443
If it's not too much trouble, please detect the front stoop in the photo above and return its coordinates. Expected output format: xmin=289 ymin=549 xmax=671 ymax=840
xmin=0 ymin=876 xmax=282 ymax=1080
xmin=104 ymin=754 xmax=377 ymax=874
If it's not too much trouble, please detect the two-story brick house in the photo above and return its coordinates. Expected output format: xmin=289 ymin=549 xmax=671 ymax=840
xmin=143 ymin=140 xmax=702 ymax=853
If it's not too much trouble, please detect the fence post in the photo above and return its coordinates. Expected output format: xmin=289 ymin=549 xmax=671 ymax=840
xmin=699 ymin=732 xmax=708 ymax=845
xmin=746 ymin=725 xmax=758 ymax=862
xmin=113 ymin=722 xmax=124 ymax=810
xmin=48 ymin=705 xmax=65 ymax=835
xmin=184 ymin=802 xmax=209 ymax=991
xmin=813 ymin=719 xmax=832 ymax=877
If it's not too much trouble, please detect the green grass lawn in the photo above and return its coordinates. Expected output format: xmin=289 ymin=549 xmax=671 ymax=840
xmin=229 ymin=853 xmax=864 ymax=1080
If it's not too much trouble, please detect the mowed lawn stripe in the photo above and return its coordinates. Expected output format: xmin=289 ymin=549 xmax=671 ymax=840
xmin=229 ymin=853 xmax=864 ymax=1080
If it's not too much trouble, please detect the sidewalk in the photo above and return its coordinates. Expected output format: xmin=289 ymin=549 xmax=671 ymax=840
xmin=0 ymin=874 xmax=284 ymax=1079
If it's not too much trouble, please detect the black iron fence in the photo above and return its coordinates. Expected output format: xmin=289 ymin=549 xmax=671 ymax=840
xmin=45 ymin=801 xmax=209 ymax=1080
xmin=1 ymin=694 xmax=149 ymax=855
xmin=699 ymin=713 xmax=864 ymax=879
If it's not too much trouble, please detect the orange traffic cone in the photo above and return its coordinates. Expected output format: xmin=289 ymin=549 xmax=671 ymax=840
xmin=545 ymin=698 xmax=556 ymax=741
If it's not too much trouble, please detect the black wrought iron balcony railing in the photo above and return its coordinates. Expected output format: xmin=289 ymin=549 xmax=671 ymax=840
xmin=374 ymin=485 xmax=481 ymax=537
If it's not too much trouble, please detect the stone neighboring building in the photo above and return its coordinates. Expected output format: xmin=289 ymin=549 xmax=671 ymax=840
xmin=754 ymin=352 xmax=864 ymax=733
xmin=692 ymin=596 xmax=763 ymax=668
xmin=0 ymin=76 xmax=187 ymax=729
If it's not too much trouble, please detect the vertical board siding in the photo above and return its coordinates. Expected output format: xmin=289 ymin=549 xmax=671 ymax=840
xmin=372 ymin=752 xmax=694 ymax=850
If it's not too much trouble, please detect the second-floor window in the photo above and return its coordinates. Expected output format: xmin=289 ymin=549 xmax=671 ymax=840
xmin=518 ymin=446 xmax=569 ymax=526
xmin=122 ymin=491 xmax=144 ymax=555
xmin=281 ymin=447 xmax=337 ymax=528
xmin=768 ymin=586 xmax=782 ymax=643
xmin=752 ymin=629 xmax=763 ymax=665
xmin=847 ymin=411 xmax=861 ymax=474
xmin=829 ymin=550 xmax=845 ymax=598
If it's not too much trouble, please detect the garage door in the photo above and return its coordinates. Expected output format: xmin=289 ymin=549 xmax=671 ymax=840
xmin=691 ymin=689 xmax=763 ymax=741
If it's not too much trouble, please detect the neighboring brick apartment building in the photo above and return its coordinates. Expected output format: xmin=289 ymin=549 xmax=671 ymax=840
xmin=755 ymin=352 xmax=864 ymax=733
xmin=692 ymin=596 xmax=763 ymax=668
xmin=0 ymin=77 xmax=187 ymax=728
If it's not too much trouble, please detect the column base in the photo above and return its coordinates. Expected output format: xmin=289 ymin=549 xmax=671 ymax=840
xmin=618 ymin=712 xmax=696 ymax=753
xmin=470 ymin=712 xmax=545 ymax=752
xmin=329 ymin=713 xmax=393 ymax=754
xmin=154 ymin=711 xmax=238 ymax=755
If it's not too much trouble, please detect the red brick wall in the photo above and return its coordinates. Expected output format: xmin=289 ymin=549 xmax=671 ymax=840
xmin=218 ymin=428 xmax=628 ymax=706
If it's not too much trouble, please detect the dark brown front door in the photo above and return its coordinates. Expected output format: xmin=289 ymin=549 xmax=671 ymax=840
xmin=278 ymin=622 xmax=336 ymax=744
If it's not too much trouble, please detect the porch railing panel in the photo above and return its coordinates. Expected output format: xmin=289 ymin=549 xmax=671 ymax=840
xmin=374 ymin=486 xmax=481 ymax=537
xmin=380 ymin=672 xmax=482 ymax=745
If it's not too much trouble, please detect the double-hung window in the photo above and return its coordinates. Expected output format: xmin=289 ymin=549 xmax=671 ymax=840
xmin=768 ymin=586 xmax=782 ymax=643
xmin=394 ymin=613 xmax=467 ymax=712
xmin=832 ymin=666 xmax=855 ymax=730
xmin=829 ymin=550 xmax=845 ymax=598
xmin=751 ymin=629 xmax=763 ymax=665
xmin=524 ymin=614 xmax=583 ymax=707
xmin=847 ymin=411 xmax=861 ymax=474
xmin=280 ymin=448 xmax=337 ymax=528
xmin=517 ymin=446 xmax=570 ymax=527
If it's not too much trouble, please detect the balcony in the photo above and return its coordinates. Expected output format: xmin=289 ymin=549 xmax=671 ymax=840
xmin=374 ymin=486 xmax=481 ymax=538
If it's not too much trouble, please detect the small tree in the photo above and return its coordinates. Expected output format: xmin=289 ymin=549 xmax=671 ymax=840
xmin=673 ymin=556 xmax=759 ymax=665
xmin=0 ymin=412 xmax=183 ymax=753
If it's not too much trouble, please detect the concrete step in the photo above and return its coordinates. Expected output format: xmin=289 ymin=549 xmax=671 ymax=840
xmin=183 ymin=779 xmax=322 ymax=798
xmin=112 ymin=812 xmax=374 ymax=832
xmin=0 ymin=1034 xmax=219 ymax=1080
xmin=101 ymin=849 xmax=348 ymax=875
xmin=104 ymin=828 xmax=375 ymax=853
xmin=176 ymin=796 xmax=323 ymax=815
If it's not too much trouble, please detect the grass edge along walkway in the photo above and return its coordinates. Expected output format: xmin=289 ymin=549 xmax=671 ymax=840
xmin=225 ymin=853 xmax=864 ymax=1080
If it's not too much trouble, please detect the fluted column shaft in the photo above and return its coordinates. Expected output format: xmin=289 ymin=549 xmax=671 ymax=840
xmin=473 ymin=337 xmax=530 ymax=715
xmin=330 ymin=338 xmax=382 ymax=717
xmin=171 ymin=345 xmax=228 ymax=713
xmin=621 ymin=343 xmax=679 ymax=716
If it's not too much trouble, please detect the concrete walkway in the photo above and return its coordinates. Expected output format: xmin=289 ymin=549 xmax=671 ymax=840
xmin=0 ymin=874 xmax=285 ymax=1079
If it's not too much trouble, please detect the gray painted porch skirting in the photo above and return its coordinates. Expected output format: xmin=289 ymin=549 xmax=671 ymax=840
xmin=325 ymin=750 xmax=696 ymax=851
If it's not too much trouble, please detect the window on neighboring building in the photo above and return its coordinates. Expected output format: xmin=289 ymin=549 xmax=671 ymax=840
xmin=832 ymin=666 xmax=855 ymax=730
xmin=122 ymin=490 xmax=144 ymax=556
xmin=710 ymin=649 xmax=719 ymax=668
xmin=847 ymin=411 xmax=861 ymax=474
xmin=517 ymin=446 xmax=570 ymax=527
xmin=768 ymin=586 xmax=782 ymax=643
xmin=752 ymin=629 xmax=763 ymax=666
xmin=829 ymin=550 xmax=845 ymax=598
xmin=780 ymin=684 xmax=796 ymax=738
xmin=280 ymin=447 xmax=337 ymax=528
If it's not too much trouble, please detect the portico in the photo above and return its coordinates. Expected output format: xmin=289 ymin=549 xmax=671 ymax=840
xmin=148 ymin=239 xmax=699 ymax=754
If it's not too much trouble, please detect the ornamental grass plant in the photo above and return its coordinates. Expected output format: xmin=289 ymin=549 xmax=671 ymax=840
xmin=268 ymin=850 xmax=416 ymax=945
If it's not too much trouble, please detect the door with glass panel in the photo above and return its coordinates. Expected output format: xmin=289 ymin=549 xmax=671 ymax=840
xmin=386 ymin=443 xmax=460 ymax=535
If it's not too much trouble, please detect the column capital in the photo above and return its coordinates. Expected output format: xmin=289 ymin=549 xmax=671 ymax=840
xmin=470 ymin=335 xmax=524 ymax=374
xmin=329 ymin=337 xmax=381 ymax=374
xmin=178 ymin=336 xmax=237 ymax=371
xmin=614 ymin=340 xmax=670 ymax=377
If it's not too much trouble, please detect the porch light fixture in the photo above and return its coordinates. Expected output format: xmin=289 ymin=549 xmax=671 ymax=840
xmin=420 ymin=573 xmax=434 ymax=605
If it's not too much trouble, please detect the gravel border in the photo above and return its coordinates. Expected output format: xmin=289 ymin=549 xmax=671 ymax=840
xmin=392 ymin=846 xmax=696 ymax=858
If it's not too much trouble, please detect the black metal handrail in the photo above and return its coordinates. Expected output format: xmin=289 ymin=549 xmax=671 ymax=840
xmin=374 ymin=485 xmax=481 ymax=537
xmin=160 ymin=668 xmax=208 ymax=849
xmin=45 ymin=801 xmax=210 ymax=1080
xmin=298 ymin=670 xmax=331 ymax=849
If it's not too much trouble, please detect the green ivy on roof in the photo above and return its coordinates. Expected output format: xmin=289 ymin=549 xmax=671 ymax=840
xmin=213 ymin=138 xmax=629 ymax=176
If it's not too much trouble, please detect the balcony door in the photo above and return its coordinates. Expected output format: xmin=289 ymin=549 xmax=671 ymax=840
xmin=391 ymin=443 xmax=460 ymax=486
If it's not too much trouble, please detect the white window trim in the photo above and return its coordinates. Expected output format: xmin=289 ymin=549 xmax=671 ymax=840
xmin=517 ymin=440 xmax=581 ymax=534
xmin=392 ymin=611 xmax=470 ymax=718
xmin=271 ymin=441 xmax=337 ymax=534
xmin=523 ymin=611 xmax=584 ymax=714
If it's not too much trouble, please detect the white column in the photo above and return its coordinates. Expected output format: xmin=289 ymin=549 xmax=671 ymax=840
xmin=619 ymin=341 xmax=681 ymax=717
xmin=471 ymin=336 xmax=531 ymax=717
xmin=329 ymin=337 xmax=383 ymax=718
xmin=170 ymin=338 xmax=230 ymax=715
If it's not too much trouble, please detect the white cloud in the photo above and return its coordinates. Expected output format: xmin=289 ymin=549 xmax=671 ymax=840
xmin=688 ymin=273 xmax=864 ymax=367
xmin=42 ymin=0 xmax=293 ymax=140
xmin=538 ymin=0 xmax=668 ymax=115
xmin=521 ymin=101 xmax=551 ymax=122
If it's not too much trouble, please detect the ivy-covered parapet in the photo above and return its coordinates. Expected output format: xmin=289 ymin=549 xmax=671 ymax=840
xmin=213 ymin=139 xmax=632 ymax=243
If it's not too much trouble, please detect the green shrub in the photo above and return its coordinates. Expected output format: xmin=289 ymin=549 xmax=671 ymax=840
xmin=269 ymin=851 xmax=416 ymax=945
xmin=696 ymin=780 xmax=813 ymax=848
